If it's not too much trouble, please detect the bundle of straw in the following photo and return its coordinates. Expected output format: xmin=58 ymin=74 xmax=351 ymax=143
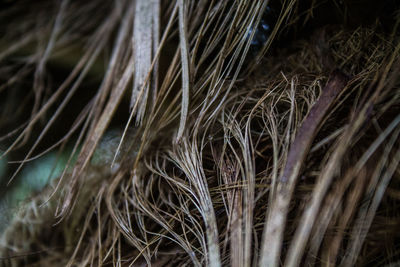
xmin=0 ymin=0 xmax=399 ymax=266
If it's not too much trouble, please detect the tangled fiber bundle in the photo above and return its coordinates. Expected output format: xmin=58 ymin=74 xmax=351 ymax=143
xmin=0 ymin=0 xmax=400 ymax=266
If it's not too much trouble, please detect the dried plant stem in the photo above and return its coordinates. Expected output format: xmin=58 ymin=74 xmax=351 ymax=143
xmin=131 ymin=0 xmax=159 ymax=124
xmin=260 ymin=71 xmax=349 ymax=267
xmin=59 ymin=54 xmax=135 ymax=219
xmin=177 ymin=0 xmax=190 ymax=141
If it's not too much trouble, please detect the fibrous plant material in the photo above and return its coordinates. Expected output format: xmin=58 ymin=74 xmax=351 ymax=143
xmin=260 ymin=70 xmax=349 ymax=267
xmin=0 ymin=0 xmax=399 ymax=266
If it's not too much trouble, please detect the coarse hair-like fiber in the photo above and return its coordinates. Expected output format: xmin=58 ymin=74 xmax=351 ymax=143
xmin=0 ymin=0 xmax=400 ymax=266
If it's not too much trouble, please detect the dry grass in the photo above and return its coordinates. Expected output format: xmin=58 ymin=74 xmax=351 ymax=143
xmin=0 ymin=0 xmax=399 ymax=266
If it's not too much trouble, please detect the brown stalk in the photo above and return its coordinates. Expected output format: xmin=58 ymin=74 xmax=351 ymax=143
xmin=260 ymin=70 xmax=349 ymax=267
